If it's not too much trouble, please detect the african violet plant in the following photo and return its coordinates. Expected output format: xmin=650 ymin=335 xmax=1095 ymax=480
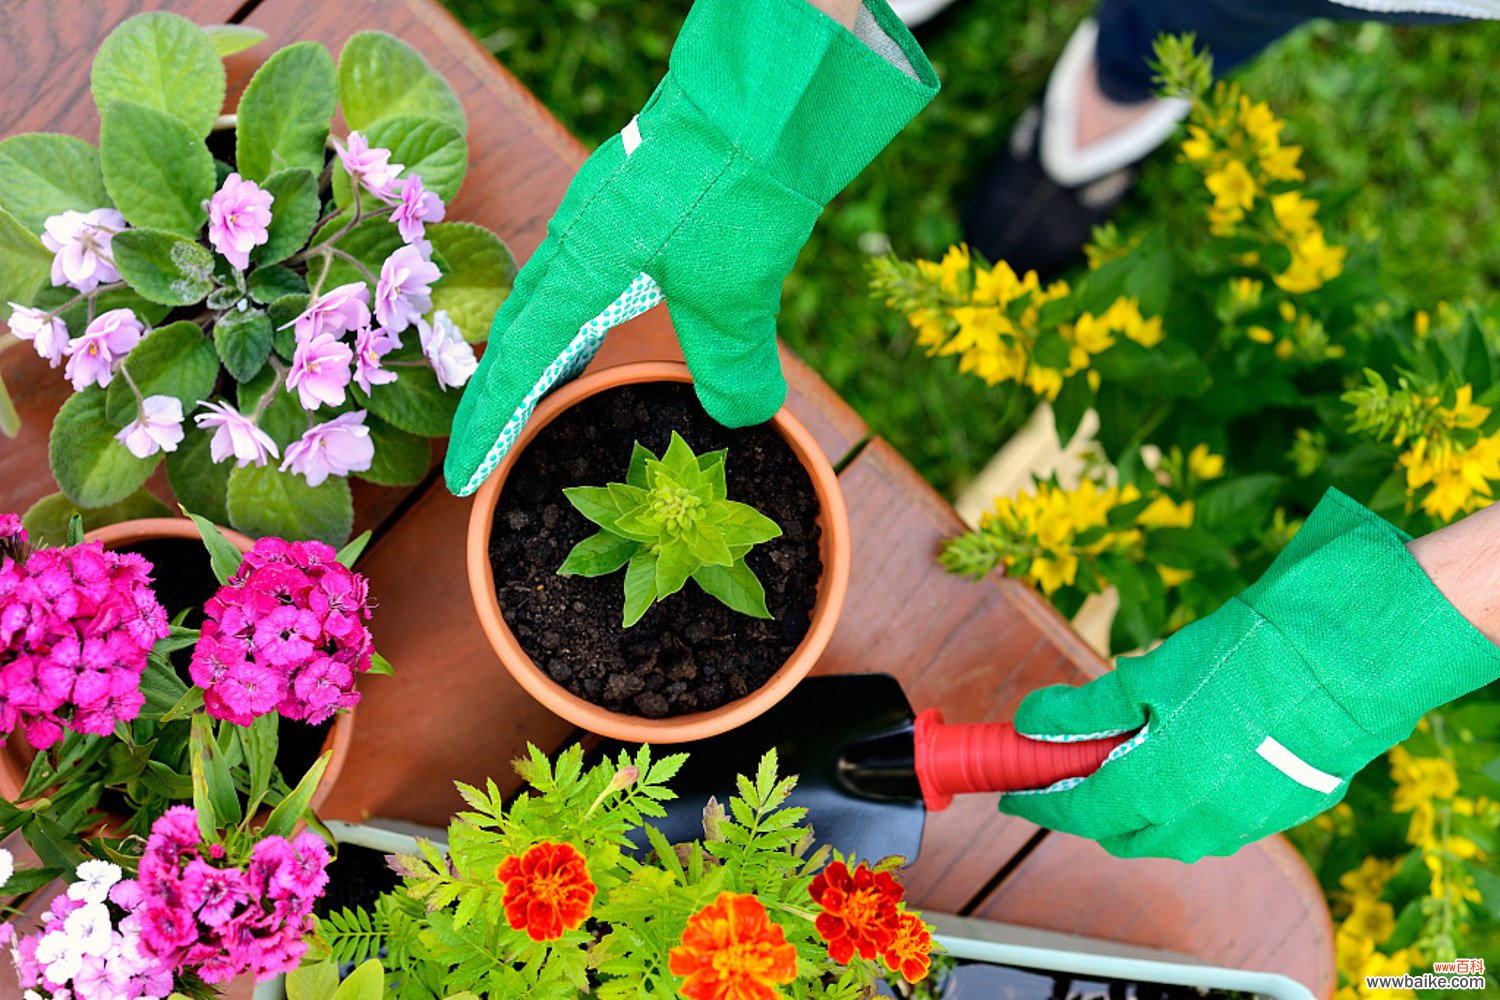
xmin=292 ymin=745 xmax=936 ymax=999
xmin=0 ymin=13 xmax=515 ymax=545
xmin=559 ymin=433 xmax=783 ymax=626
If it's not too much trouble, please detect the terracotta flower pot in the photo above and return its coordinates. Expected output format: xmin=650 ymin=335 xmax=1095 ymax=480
xmin=467 ymin=361 xmax=851 ymax=743
xmin=0 ymin=516 xmax=352 ymax=812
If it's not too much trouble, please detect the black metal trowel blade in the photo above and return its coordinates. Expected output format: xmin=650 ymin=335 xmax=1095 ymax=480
xmin=603 ymin=673 xmax=927 ymax=863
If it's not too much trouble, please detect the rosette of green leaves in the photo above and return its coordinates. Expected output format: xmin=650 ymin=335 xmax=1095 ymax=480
xmin=559 ymin=432 xmax=782 ymax=627
xmin=0 ymin=14 xmax=517 ymax=545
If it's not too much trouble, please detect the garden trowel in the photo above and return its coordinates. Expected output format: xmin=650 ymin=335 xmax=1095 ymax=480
xmin=606 ymin=673 xmax=1128 ymax=863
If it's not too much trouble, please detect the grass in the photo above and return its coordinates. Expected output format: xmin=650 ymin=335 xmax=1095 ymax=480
xmin=442 ymin=0 xmax=1500 ymax=498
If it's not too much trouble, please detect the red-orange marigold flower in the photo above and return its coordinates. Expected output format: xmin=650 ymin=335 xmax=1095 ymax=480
xmin=668 ymin=892 xmax=798 ymax=1000
xmin=495 ymin=841 xmax=597 ymax=942
xmin=807 ymin=860 xmax=904 ymax=964
xmin=881 ymin=911 xmax=933 ymax=984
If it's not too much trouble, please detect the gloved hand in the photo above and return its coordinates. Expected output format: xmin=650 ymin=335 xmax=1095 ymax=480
xmin=444 ymin=0 xmax=938 ymax=496
xmin=999 ymin=489 xmax=1500 ymax=862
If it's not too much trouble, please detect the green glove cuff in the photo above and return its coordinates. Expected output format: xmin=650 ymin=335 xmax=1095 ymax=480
xmin=671 ymin=0 xmax=939 ymax=203
xmin=1241 ymin=488 xmax=1500 ymax=742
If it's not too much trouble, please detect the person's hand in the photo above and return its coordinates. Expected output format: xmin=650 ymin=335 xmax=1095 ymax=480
xmin=443 ymin=0 xmax=938 ymax=496
xmin=999 ymin=489 xmax=1500 ymax=861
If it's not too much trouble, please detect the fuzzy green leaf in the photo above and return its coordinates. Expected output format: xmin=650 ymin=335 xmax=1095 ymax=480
xmin=351 ymin=361 xmax=459 ymax=438
xmin=426 ymin=222 xmax=514 ymax=343
xmin=337 ymin=31 xmax=467 ymax=134
xmin=358 ymin=415 xmax=430 ymax=486
xmin=91 ymin=12 xmax=225 ymax=137
xmin=227 ymin=464 xmax=354 ymax=544
xmin=559 ymin=530 xmax=639 ymax=577
xmin=111 ymin=228 xmax=215 ymax=305
xmin=100 ymin=101 xmax=213 ymax=236
xmin=252 ymin=168 xmax=320 ymax=266
xmin=213 ymin=307 xmax=273 ymax=382
xmin=165 ymin=424 xmax=231 ymax=525
xmin=21 ymin=489 xmax=172 ymax=547
xmin=202 ymin=24 xmax=268 ymax=58
xmin=0 ymin=206 xmax=52 ymax=313
xmin=332 ymin=113 xmax=466 ymax=207
xmin=622 ymin=553 xmax=657 ymax=628
xmin=247 ymin=264 xmax=307 ymax=304
xmin=0 ymin=133 xmax=110 ymax=234
xmin=235 ymin=42 xmax=336 ymax=183
xmin=104 ymin=321 xmax=220 ymax=426
xmin=49 ymin=387 xmax=158 ymax=508
xmin=693 ymin=560 xmax=772 ymax=620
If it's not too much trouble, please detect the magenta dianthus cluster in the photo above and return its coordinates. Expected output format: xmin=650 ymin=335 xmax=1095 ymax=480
xmin=0 ymin=519 xmax=168 ymax=749
xmin=136 ymin=806 xmax=330 ymax=984
xmin=189 ymin=537 xmax=373 ymax=726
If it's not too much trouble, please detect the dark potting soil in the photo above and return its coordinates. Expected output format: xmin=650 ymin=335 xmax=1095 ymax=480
xmin=489 ymin=382 xmax=823 ymax=719
xmin=317 ymin=842 xmax=403 ymax=917
xmin=121 ymin=537 xmax=331 ymax=783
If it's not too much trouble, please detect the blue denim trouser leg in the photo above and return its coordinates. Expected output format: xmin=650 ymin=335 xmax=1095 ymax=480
xmin=1094 ymin=0 xmax=1470 ymax=101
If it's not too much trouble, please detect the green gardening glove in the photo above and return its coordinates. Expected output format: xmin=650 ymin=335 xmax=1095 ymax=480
xmin=999 ymin=489 xmax=1500 ymax=862
xmin=443 ymin=0 xmax=938 ymax=496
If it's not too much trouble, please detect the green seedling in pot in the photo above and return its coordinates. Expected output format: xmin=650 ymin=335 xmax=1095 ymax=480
xmin=559 ymin=432 xmax=782 ymax=626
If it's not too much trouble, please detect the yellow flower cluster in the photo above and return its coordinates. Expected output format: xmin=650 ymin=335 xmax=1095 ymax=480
xmin=1332 ymin=855 xmax=1412 ymax=1000
xmin=1398 ymin=387 xmax=1500 ymax=521
xmin=976 ymin=479 xmax=1195 ymax=594
xmin=1388 ymin=745 xmax=1489 ymax=912
xmin=1181 ymin=89 xmax=1346 ymax=294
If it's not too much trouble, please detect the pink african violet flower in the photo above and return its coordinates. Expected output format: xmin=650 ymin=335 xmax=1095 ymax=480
xmin=286 ymin=332 xmax=354 ymax=411
xmin=189 ymin=536 xmax=374 ymax=726
xmin=374 ymin=244 xmax=440 ymax=333
xmin=207 ymin=173 xmax=274 ymax=270
xmin=332 ymin=131 xmax=404 ymax=200
xmin=7 ymin=303 xmax=69 ymax=367
xmin=284 ymin=282 xmax=370 ymax=345
xmin=63 ymin=308 xmax=143 ymax=391
xmin=41 ymin=208 xmax=126 ymax=293
xmin=417 ymin=309 xmax=477 ymax=390
xmin=351 ymin=324 xmax=400 ymax=394
xmin=0 ymin=534 xmax=167 ymax=749
xmin=388 ymin=174 xmax=445 ymax=243
xmin=134 ymin=807 xmax=328 ymax=985
xmin=115 ymin=394 xmax=185 ymax=459
xmin=194 ymin=400 xmax=280 ymax=468
xmin=280 ymin=411 xmax=375 ymax=487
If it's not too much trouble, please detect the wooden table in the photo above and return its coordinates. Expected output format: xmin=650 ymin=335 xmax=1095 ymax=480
xmin=0 ymin=1 xmax=1334 ymax=995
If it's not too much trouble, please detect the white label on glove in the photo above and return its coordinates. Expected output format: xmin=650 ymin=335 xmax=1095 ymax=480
xmin=621 ymin=115 xmax=642 ymax=156
xmin=1256 ymin=736 xmax=1341 ymax=794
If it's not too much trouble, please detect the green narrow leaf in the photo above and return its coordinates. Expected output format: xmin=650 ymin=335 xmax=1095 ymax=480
xmin=213 ymin=307 xmax=273 ymax=382
xmin=0 ymin=372 xmax=18 ymax=438
xmin=0 ymin=205 xmax=52 ymax=312
xmin=104 ymin=321 xmax=220 ymax=426
xmin=698 ymin=449 xmax=728 ymax=500
xmin=692 ymin=560 xmax=772 ymax=620
xmin=227 ymin=464 xmax=354 ymax=545
xmin=626 ymin=442 xmax=655 ymax=489
xmin=622 ymin=553 xmax=658 ymax=628
xmin=358 ymin=415 xmax=430 ymax=487
xmin=235 ymin=42 xmax=337 ymax=183
xmin=261 ymin=750 xmax=330 ymax=840
xmin=49 ymin=387 xmax=158 ymax=508
xmin=558 ymin=530 xmax=638 ymax=577
xmin=202 ymin=24 xmax=268 ymax=57
xmin=336 ymin=530 xmax=371 ymax=568
xmin=182 ymin=508 xmax=244 ymax=584
xmin=190 ymin=714 xmax=242 ymax=831
xmin=337 ymin=31 xmax=467 ymax=133
xmin=367 ymin=652 xmax=394 ymax=676
xmin=242 ymin=713 xmax=279 ymax=809
xmin=0 ymin=133 xmax=110 ymax=233
xmin=91 ymin=12 xmax=225 ymax=136
xmin=100 ymin=101 xmax=214 ymax=236
xmin=244 ymin=171 xmax=319 ymax=269
xmin=21 ymin=489 xmax=172 ymax=548
xmin=155 ymin=685 xmax=205 ymax=724
xmin=66 ymin=514 xmax=85 ymax=547
xmin=165 ymin=424 xmax=231 ymax=526
xmin=110 ymin=228 xmax=215 ymax=305
xmin=661 ymin=432 xmax=700 ymax=482
xmin=331 ymin=114 xmax=467 ymax=207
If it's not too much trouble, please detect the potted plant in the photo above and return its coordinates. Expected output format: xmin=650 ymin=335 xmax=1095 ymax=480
xmin=0 ymin=12 xmax=515 ymax=544
xmin=466 ymin=361 xmax=851 ymax=742
xmin=284 ymin=744 xmax=935 ymax=998
xmin=0 ymin=507 xmax=387 ymax=941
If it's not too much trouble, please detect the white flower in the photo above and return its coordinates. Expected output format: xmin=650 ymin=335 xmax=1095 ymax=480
xmin=62 ymin=901 xmax=113 ymax=958
xmin=34 ymin=928 xmax=83 ymax=983
xmin=68 ymin=859 xmax=122 ymax=905
xmin=0 ymin=847 xmax=11 ymax=889
xmin=417 ymin=310 xmax=477 ymax=390
xmin=41 ymin=207 xmax=127 ymax=293
xmin=114 ymin=395 xmax=185 ymax=459
xmin=7 ymin=304 xmax=69 ymax=367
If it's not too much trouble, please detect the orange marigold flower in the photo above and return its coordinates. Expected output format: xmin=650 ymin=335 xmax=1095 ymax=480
xmin=668 ymin=892 xmax=798 ymax=1000
xmin=882 ymin=911 xmax=934 ymax=984
xmin=495 ymin=841 xmax=597 ymax=942
xmin=807 ymin=860 xmax=904 ymax=963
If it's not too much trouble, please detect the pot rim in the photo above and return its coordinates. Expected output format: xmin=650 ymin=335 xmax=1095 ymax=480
xmin=467 ymin=361 xmax=851 ymax=743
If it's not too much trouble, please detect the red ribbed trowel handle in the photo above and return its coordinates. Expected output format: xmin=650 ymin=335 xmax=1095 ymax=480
xmin=913 ymin=709 xmax=1130 ymax=811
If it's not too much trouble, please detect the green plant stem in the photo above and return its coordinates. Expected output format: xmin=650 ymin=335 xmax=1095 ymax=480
xmin=253 ymin=359 xmax=288 ymax=423
xmin=118 ymin=363 xmax=146 ymax=417
xmin=43 ymin=281 xmax=126 ymax=321
xmin=328 ymin=246 xmax=378 ymax=286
